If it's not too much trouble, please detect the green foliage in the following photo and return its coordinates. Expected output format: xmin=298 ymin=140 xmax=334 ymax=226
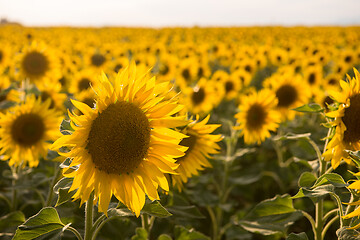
xmin=292 ymin=103 xmax=323 ymax=113
xmin=0 ymin=211 xmax=25 ymax=232
xmin=174 ymin=225 xmax=210 ymax=240
xmin=13 ymin=207 xmax=66 ymax=240
xmin=286 ymin=232 xmax=309 ymax=240
xmin=236 ymin=195 xmax=303 ymax=235
xmin=132 ymin=227 xmax=148 ymax=240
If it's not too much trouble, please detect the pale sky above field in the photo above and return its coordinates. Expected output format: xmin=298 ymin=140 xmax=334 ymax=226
xmin=0 ymin=0 xmax=359 ymax=27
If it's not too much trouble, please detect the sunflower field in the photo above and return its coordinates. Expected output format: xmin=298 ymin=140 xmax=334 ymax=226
xmin=0 ymin=25 xmax=360 ymax=240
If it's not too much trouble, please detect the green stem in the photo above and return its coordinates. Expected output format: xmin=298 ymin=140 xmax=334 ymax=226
xmin=323 ymin=208 xmax=338 ymax=222
xmin=315 ymin=200 xmax=324 ymax=240
xmin=84 ymin=192 xmax=95 ymax=240
xmin=11 ymin=165 xmax=18 ymax=212
xmin=301 ymin=211 xmax=316 ymax=237
xmin=321 ymin=215 xmax=339 ymax=239
xmin=307 ymin=138 xmax=323 ymax=165
xmin=92 ymin=216 xmax=117 ymax=240
xmin=330 ymin=193 xmax=344 ymax=228
xmin=273 ymin=139 xmax=285 ymax=167
xmin=262 ymin=171 xmax=285 ymax=193
xmin=343 ymin=193 xmax=357 ymax=226
xmin=313 ymin=128 xmax=332 ymax=240
xmin=141 ymin=213 xmax=150 ymax=233
xmin=45 ymin=165 xmax=62 ymax=206
xmin=67 ymin=226 xmax=83 ymax=240
xmin=207 ymin=206 xmax=218 ymax=240
xmin=92 ymin=214 xmax=106 ymax=230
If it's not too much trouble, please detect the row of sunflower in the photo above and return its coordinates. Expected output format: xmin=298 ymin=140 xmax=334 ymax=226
xmin=0 ymin=25 xmax=360 ymax=240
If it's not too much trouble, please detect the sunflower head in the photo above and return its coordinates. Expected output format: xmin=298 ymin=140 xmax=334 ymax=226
xmin=172 ymin=115 xmax=223 ymax=191
xmin=0 ymin=95 xmax=62 ymax=168
xmin=51 ymin=63 xmax=188 ymax=216
xmin=235 ymin=89 xmax=281 ymax=145
xmin=323 ymin=68 xmax=360 ymax=169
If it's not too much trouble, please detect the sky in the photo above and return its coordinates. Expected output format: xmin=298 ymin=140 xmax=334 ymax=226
xmin=0 ymin=0 xmax=359 ymax=27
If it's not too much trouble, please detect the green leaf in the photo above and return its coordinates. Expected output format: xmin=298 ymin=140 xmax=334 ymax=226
xmin=240 ymin=215 xmax=301 ymax=235
xmin=292 ymin=103 xmax=323 ymax=113
xmin=55 ymin=188 xmax=75 ymax=207
xmin=141 ymin=201 xmax=172 ymax=218
xmin=174 ymin=225 xmax=210 ymax=240
xmin=53 ymin=177 xmax=73 ymax=194
xmin=292 ymin=185 xmax=335 ymax=200
xmin=131 ymin=228 xmax=148 ymax=240
xmin=167 ymin=205 xmax=205 ymax=219
xmin=60 ymin=119 xmax=74 ymax=133
xmin=240 ymin=211 xmax=303 ymax=235
xmin=0 ymin=211 xmax=25 ymax=232
xmin=312 ymin=173 xmax=347 ymax=188
xmin=13 ymin=207 xmax=65 ymax=240
xmin=158 ymin=234 xmax=172 ymax=240
xmin=298 ymin=172 xmax=317 ymax=188
xmin=107 ymin=207 xmax=134 ymax=217
xmin=287 ymin=232 xmax=309 ymax=240
xmin=273 ymin=133 xmax=311 ymax=141
xmin=321 ymin=122 xmax=333 ymax=128
xmin=337 ymin=227 xmax=360 ymax=240
xmin=238 ymin=195 xmax=303 ymax=236
xmin=246 ymin=195 xmax=296 ymax=218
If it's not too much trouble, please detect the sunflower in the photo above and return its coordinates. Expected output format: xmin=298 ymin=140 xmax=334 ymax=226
xmin=323 ymin=68 xmax=360 ymax=169
xmin=36 ymin=79 xmax=67 ymax=112
xmin=15 ymin=41 xmax=60 ymax=83
xmin=235 ymin=89 xmax=281 ymax=145
xmin=231 ymin=69 xmax=252 ymax=88
xmin=0 ymin=95 xmax=62 ymax=168
xmin=84 ymin=49 xmax=111 ymax=72
xmin=51 ymin=64 xmax=188 ymax=216
xmin=342 ymin=172 xmax=360 ymax=228
xmin=172 ymin=115 xmax=222 ymax=191
xmin=70 ymin=69 xmax=98 ymax=95
xmin=303 ymin=65 xmax=323 ymax=94
xmin=212 ymin=71 xmax=241 ymax=101
xmin=0 ymin=42 xmax=12 ymax=72
xmin=267 ymin=74 xmax=311 ymax=121
xmin=176 ymin=58 xmax=198 ymax=89
xmin=180 ymin=78 xmax=223 ymax=115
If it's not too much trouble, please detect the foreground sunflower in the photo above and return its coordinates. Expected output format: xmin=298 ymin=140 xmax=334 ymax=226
xmin=51 ymin=64 xmax=188 ymax=216
xmin=172 ymin=115 xmax=222 ymax=191
xmin=323 ymin=68 xmax=360 ymax=169
xmin=0 ymin=95 xmax=62 ymax=168
xmin=235 ymin=89 xmax=281 ymax=145
xmin=342 ymin=172 xmax=360 ymax=229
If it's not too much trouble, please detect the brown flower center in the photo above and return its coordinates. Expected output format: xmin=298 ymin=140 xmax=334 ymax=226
xmin=22 ymin=51 xmax=49 ymax=77
xmin=225 ymin=81 xmax=234 ymax=93
xmin=192 ymin=88 xmax=205 ymax=105
xmin=91 ymin=54 xmax=106 ymax=67
xmin=343 ymin=94 xmax=360 ymax=144
xmin=246 ymin=104 xmax=267 ymax=130
xmin=276 ymin=84 xmax=298 ymax=107
xmin=78 ymin=78 xmax=91 ymax=91
xmin=87 ymin=101 xmax=150 ymax=174
xmin=182 ymin=69 xmax=191 ymax=81
xmin=11 ymin=113 xmax=45 ymax=147
xmin=308 ymin=73 xmax=316 ymax=85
